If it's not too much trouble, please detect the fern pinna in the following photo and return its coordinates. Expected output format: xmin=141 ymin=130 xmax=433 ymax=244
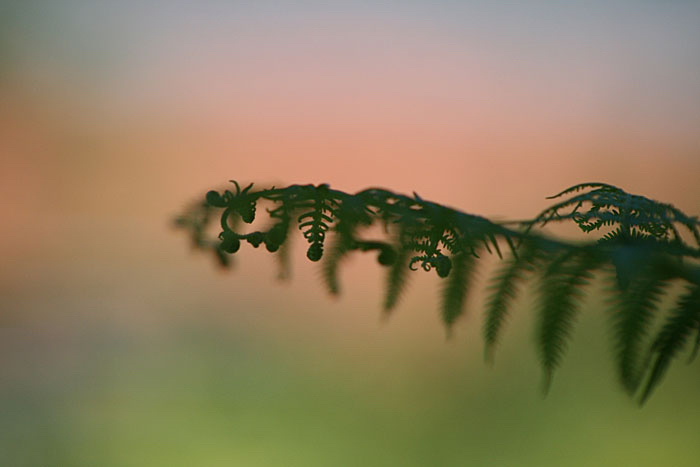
xmin=175 ymin=181 xmax=700 ymax=404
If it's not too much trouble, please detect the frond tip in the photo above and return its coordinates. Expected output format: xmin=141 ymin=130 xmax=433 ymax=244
xmin=610 ymin=269 xmax=671 ymax=395
xmin=383 ymin=232 xmax=413 ymax=314
xmin=639 ymin=286 xmax=700 ymax=404
xmin=441 ymin=249 xmax=480 ymax=334
xmin=483 ymin=240 xmax=541 ymax=362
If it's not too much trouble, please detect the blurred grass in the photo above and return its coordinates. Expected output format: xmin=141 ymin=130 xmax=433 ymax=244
xmin=2 ymin=293 xmax=700 ymax=466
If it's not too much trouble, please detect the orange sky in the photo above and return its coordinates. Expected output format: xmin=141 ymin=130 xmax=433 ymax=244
xmin=2 ymin=1 xmax=699 ymax=329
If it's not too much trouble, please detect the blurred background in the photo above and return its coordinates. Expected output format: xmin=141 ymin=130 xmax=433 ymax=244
xmin=2 ymin=1 xmax=700 ymax=465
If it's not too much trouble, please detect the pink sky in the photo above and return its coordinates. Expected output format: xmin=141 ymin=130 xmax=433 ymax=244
xmin=2 ymin=1 xmax=699 ymax=328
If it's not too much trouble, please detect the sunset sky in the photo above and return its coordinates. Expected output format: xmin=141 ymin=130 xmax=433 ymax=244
xmin=2 ymin=2 xmax=700 ymax=465
xmin=4 ymin=1 xmax=700 ymax=202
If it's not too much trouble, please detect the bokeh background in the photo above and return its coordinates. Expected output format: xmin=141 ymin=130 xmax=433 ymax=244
xmin=2 ymin=1 xmax=700 ymax=465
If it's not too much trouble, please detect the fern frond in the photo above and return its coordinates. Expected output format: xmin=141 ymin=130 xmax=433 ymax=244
xmin=297 ymin=184 xmax=339 ymax=261
xmin=322 ymin=230 xmax=356 ymax=295
xmin=483 ymin=240 xmax=541 ymax=362
xmin=530 ymin=183 xmax=700 ymax=256
xmin=441 ymin=248 xmax=480 ymax=333
xmin=383 ymin=230 xmax=413 ymax=314
xmin=545 ymin=182 xmax=619 ymax=200
xmin=639 ymin=286 xmax=700 ymax=404
xmin=536 ymin=248 xmax=602 ymax=391
xmin=176 ymin=180 xmax=700 ymax=403
xmin=609 ymin=269 xmax=672 ymax=394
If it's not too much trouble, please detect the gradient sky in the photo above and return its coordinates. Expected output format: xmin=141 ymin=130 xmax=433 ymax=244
xmin=3 ymin=0 xmax=700 ymax=312
xmin=2 ymin=0 xmax=700 ymax=322
xmin=3 ymin=1 xmax=700 ymax=204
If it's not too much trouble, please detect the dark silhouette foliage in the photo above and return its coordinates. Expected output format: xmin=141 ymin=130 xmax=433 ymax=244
xmin=175 ymin=181 xmax=700 ymax=404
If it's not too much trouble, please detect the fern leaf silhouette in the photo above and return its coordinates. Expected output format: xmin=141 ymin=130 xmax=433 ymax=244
xmin=610 ymin=270 xmax=671 ymax=395
xmin=536 ymin=248 xmax=602 ymax=391
xmin=322 ymin=229 xmax=356 ymax=296
xmin=175 ymin=181 xmax=700 ymax=403
xmin=383 ymin=227 xmax=413 ymax=315
xmin=441 ymin=248 xmax=480 ymax=333
xmin=639 ymin=286 xmax=700 ymax=404
xmin=483 ymin=239 xmax=541 ymax=362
